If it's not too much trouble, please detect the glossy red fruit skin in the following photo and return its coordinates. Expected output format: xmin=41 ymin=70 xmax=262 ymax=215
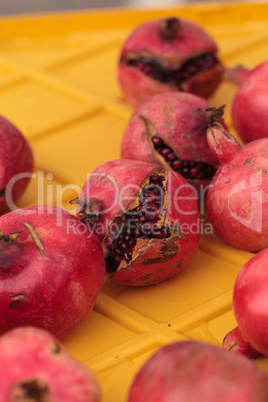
xmin=121 ymin=92 xmax=222 ymax=190
xmin=232 ymin=60 xmax=268 ymax=143
xmin=233 ymin=248 xmax=268 ymax=357
xmin=128 ymin=341 xmax=268 ymax=402
xmin=206 ymin=125 xmax=268 ymax=252
xmin=0 ymin=205 xmax=105 ymax=339
xmin=0 ymin=116 xmax=34 ymax=212
xmin=0 ymin=326 xmax=101 ymax=402
xmin=118 ymin=17 xmax=224 ymax=107
xmin=75 ymin=159 xmax=200 ymax=286
xmin=223 ymin=326 xmax=261 ymax=359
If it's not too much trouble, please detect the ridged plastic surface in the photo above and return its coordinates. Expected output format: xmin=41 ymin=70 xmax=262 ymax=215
xmin=1 ymin=3 xmax=268 ymax=400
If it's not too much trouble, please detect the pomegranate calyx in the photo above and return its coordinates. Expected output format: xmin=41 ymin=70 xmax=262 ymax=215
xmin=70 ymin=197 xmax=104 ymax=224
xmin=205 ymin=105 xmax=225 ymax=125
xmin=0 ymin=229 xmax=22 ymax=246
xmin=10 ymin=378 xmax=51 ymax=402
xmin=160 ymin=17 xmax=181 ymax=41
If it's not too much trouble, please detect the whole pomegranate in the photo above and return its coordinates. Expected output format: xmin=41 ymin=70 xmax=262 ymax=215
xmin=227 ymin=61 xmax=268 ymax=143
xmin=118 ymin=16 xmax=224 ymax=106
xmin=223 ymin=326 xmax=261 ymax=359
xmin=0 ymin=115 xmax=34 ymax=212
xmin=70 ymin=159 xmax=200 ymax=286
xmin=128 ymin=340 xmax=268 ymax=401
xmin=231 ymin=248 xmax=268 ymax=357
xmin=0 ymin=205 xmax=105 ymax=339
xmin=0 ymin=326 xmax=101 ymax=402
xmin=121 ymin=92 xmax=226 ymax=190
xmin=206 ymin=123 xmax=268 ymax=251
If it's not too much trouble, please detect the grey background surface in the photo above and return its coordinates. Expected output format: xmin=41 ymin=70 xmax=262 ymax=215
xmin=0 ymin=0 xmax=201 ymax=16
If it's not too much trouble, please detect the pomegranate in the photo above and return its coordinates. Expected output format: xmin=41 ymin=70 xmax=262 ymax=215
xmin=223 ymin=326 xmax=261 ymax=359
xmin=70 ymin=159 xmax=200 ymax=286
xmin=0 ymin=115 xmax=34 ymax=212
xmin=206 ymin=123 xmax=268 ymax=251
xmin=227 ymin=60 xmax=268 ymax=143
xmin=0 ymin=205 xmax=105 ymax=339
xmin=128 ymin=340 xmax=268 ymax=401
xmin=231 ymin=247 xmax=268 ymax=357
xmin=0 ymin=326 xmax=101 ymax=402
xmin=118 ymin=16 xmax=224 ymax=106
xmin=121 ymin=92 xmax=226 ymax=191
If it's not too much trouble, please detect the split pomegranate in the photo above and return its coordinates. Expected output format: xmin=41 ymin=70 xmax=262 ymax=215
xmin=121 ymin=92 xmax=226 ymax=191
xmin=70 ymin=159 xmax=200 ymax=286
xmin=128 ymin=340 xmax=268 ymax=401
xmin=206 ymin=123 xmax=268 ymax=251
xmin=231 ymin=248 xmax=268 ymax=357
xmin=0 ymin=205 xmax=105 ymax=339
xmin=223 ymin=326 xmax=261 ymax=359
xmin=118 ymin=16 xmax=224 ymax=106
xmin=0 ymin=326 xmax=101 ymax=402
xmin=0 ymin=115 xmax=34 ymax=212
xmin=227 ymin=60 xmax=268 ymax=143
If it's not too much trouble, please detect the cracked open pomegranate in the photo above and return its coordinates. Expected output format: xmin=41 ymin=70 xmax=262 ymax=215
xmin=206 ymin=123 xmax=268 ymax=252
xmin=121 ymin=92 xmax=226 ymax=192
xmin=118 ymin=16 xmax=224 ymax=106
xmin=0 ymin=326 xmax=101 ymax=402
xmin=0 ymin=115 xmax=34 ymax=212
xmin=128 ymin=340 xmax=268 ymax=401
xmin=0 ymin=205 xmax=105 ymax=339
xmin=70 ymin=160 xmax=200 ymax=286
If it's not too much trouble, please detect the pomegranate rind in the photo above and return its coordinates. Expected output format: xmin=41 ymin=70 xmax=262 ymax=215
xmin=0 ymin=326 xmax=101 ymax=402
xmin=0 ymin=205 xmax=105 ymax=339
xmin=232 ymin=60 xmax=268 ymax=143
xmin=233 ymin=248 xmax=268 ymax=357
xmin=128 ymin=340 xmax=268 ymax=402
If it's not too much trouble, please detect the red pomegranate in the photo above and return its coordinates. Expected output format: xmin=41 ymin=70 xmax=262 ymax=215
xmin=206 ymin=123 xmax=268 ymax=251
xmin=227 ymin=60 xmax=268 ymax=143
xmin=0 ymin=205 xmax=105 ymax=339
xmin=70 ymin=159 xmax=200 ymax=286
xmin=223 ymin=325 xmax=261 ymax=359
xmin=232 ymin=248 xmax=268 ymax=357
xmin=0 ymin=326 xmax=101 ymax=402
xmin=121 ymin=92 xmax=225 ymax=191
xmin=128 ymin=340 xmax=268 ymax=401
xmin=0 ymin=115 xmax=34 ymax=212
xmin=118 ymin=16 xmax=224 ymax=106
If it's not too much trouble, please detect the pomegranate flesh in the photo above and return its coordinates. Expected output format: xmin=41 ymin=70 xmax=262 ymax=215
xmin=118 ymin=17 xmax=224 ymax=106
xmin=227 ymin=60 xmax=268 ymax=143
xmin=121 ymin=92 xmax=226 ymax=190
xmin=206 ymin=123 xmax=268 ymax=251
xmin=0 ymin=115 xmax=34 ymax=212
xmin=233 ymin=247 xmax=268 ymax=357
xmin=128 ymin=340 xmax=268 ymax=401
xmin=70 ymin=159 xmax=200 ymax=286
xmin=0 ymin=205 xmax=105 ymax=339
xmin=0 ymin=326 xmax=101 ymax=402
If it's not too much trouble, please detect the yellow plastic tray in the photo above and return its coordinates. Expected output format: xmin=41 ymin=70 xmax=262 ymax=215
xmin=1 ymin=2 xmax=268 ymax=400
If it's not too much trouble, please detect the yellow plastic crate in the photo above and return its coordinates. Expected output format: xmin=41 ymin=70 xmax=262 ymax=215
xmin=1 ymin=2 xmax=268 ymax=400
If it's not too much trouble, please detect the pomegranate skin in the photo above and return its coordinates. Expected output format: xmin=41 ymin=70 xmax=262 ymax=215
xmin=0 ymin=115 xmax=34 ymax=212
xmin=121 ymin=92 xmax=224 ymax=189
xmin=0 ymin=326 xmax=101 ymax=402
xmin=128 ymin=341 xmax=268 ymax=402
xmin=0 ymin=205 xmax=105 ymax=339
xmin=72 ymin=159 xmax=200 ymax=286
xmin=223 ymin=326 xmax=261 ymax=359
xmin=232 ymin=60 xmax=268 ymax=143
xmin=233 ymin=248 xmax=268 ymax=357
xmin=118 ymin=17 xmax=224 ymax=107
xmin=206 ymin=125 xmax=268 ymax=251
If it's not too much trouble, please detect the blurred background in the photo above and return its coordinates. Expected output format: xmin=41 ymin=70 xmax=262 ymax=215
xmin=0 ymin=0 xmax=216 ymax=16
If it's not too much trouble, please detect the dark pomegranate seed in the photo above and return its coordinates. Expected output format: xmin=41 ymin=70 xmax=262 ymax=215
xmin=160 ymin=148 xmax=170 ymax=157
xmin=105 ymin=173 xmax=172 ymax=273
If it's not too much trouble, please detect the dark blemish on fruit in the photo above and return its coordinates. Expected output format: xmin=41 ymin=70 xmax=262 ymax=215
xmin=9 ymin=294 xmax=26 ymax=309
